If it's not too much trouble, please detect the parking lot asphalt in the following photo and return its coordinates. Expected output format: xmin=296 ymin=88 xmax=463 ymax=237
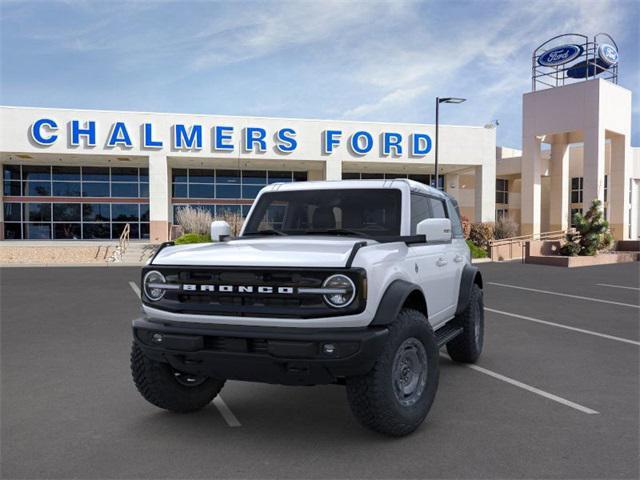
xmin=1 ymin=262 xmax=639 ymax=479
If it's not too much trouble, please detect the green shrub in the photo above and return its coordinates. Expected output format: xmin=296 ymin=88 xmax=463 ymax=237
xmin=466 ymin=240 xmax=487 ymax=259
xmin=174 ymin=233 xmax=211 ymax=244
xmin=560 ymin=199 xmax=613 ymax=256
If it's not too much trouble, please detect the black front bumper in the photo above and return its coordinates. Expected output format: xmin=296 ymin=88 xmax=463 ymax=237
xmin=133 ymin=318 xmax=388 ymax=386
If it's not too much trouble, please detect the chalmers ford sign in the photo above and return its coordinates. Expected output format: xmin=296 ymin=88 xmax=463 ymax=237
xmin=29 ymin=118 xmax=434 ymax=157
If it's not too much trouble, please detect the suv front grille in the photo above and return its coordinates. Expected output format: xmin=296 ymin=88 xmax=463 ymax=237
xmin=142 ymin=266 xmax=366 ymax=319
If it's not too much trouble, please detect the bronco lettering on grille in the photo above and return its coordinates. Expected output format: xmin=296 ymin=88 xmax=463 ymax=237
xmin=182 ymin=284 xmax=295 ymax=294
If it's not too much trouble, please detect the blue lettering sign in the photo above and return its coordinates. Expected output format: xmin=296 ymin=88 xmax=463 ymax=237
xmin=244 ymin=127 xmax=267 ymax=152
xmin=323 ymin=130 xmax=342 ymax=154
xmin=383 ymin=132 xmax=403 ymax=156
xmin=71 ymin=120 xmax=96 ymax=147
xmin=30 ymin=118 xmax=58 ymax=145
xmin=350 ymin=131 xmax=373 ymax=155
xmin=107 ymin=122 xmax=132 ymax=148
xmin=411 ymin=133 xmax=432 ymax=156
xmin=143 ymin=123 xmax=163 ymax=148
xmin=275 ymin=128 xmax=297 ymax=153
xmin=173 ymin=124 xmax=202 ymax=150
xmin=214 ymin=126 xmax=234 ymax=151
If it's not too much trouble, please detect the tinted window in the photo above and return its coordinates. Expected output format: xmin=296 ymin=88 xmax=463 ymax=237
xmin=3 ymin=181 xmax=21 ymax=196
xmin=189 ymin=169 xmax=215 ymax=183
xmin=82 ymin=167 xmax=109 ymax=182
xmin=410 ymin=194 xmax=431 ymax=235
xmin=111 ymin=183 xmax=139 ymax=197
xmin=52 ymin=182 xmax=81 ymax=197
xmin=4 ymin=203 xmax=21 ymax=221
xmin=112 ymin=204 xmax=139 ymax=221
xmin=25 ymin=203 xmax=51 ymax=221
xmin=244 ymin=189 xmax=402 ymax=238
xmin=111 ymin=167 xmax=138 ymax=181
xmin=429 ymin=198 xmax=447 ymax=218
xmin=3 ymin=165 xmax=21 ymax=181
xmin=53 ymin=203 xmax=81 ymax=221
xmin=446 ymin=197 xmax=464 ymax=238
xmin=54 ymin=223 xmax=81 ymax=239
xmin=26 ymin=181 xmax=51 ymax=196
xmin=23 ymin=165 xmax=50 ymax=181
xmin=52 ymin=166 xmax=80 ymax=181
xmin=83 ymin=203 xmax=110 ymax=221
xmin=216 ymin=170 xmax=240 ymax=184
xmin=82 ymin=182 xmax=110 ymax=197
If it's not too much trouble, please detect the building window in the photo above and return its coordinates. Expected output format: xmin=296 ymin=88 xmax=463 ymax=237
xmin=2 ymin=165 xmax=149 ymax=200
xmin=170 ymin=168 xmax=307 ymax=222
xmin=496 ymin=179 xmax=508 ymax=204
xmin=570 ymin=208 xmax=583 ymax=228
xmin=2 ymin=164 xmax=150 ymax=240
xmin=570 ymin=177 xmax=583 ymax=203
xmin=496 ymin=208 xmax=509 ymax=220
xmin=604 ymin=175 xmax=608 ymax=203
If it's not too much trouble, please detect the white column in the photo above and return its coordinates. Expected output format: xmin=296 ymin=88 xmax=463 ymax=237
xmin=148 ymin=153 xmax=170 ymax=243
xmin=549 ymin=134 xmax=570 ymax=232
xmin=609 ymin=134 xmax=631 ymax=240
xmin=324 ymin=158 xmax=342 ymax=180
xmin=582 ymin=126 xmax=605 ymax=211
xmin=521 ymin=135 xmax=542 ymax=236
xmin=474 ymin=162 xmax=495 ymax=223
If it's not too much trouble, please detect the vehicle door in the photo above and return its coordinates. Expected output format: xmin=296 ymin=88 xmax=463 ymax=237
xmin=407 ymin=193 xmax=457 ymax=325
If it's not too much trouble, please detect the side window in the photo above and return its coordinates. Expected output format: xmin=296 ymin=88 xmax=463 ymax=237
xmin=428 ymin=197 xmax=447 ymax=218
xmin=446 ymin=198 xmax=464 ymax=238
xmin=410 ymin=194 xmax=431 ymax=234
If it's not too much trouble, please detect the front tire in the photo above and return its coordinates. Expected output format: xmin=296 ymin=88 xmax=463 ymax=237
xmin=446 ymin=284 xmax=484 ymax=363
xmin=346 ymin=309 xmax=439 ymax=436
xmin=131 ymin=342 xmax=225 ymax=413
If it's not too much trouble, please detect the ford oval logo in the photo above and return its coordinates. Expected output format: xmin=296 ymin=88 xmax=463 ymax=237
xmin=598 ymin=44 xmax=618 ymax=66
xmin=538 ymin=44 xmax=583 ymax=67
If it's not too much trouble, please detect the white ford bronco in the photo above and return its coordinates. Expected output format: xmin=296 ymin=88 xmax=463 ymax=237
xmin=131 ymin=179 xmax=484 ymax=436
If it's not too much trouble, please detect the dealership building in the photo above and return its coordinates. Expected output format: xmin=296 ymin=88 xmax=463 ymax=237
xmin=0 ymin=34 xmax=638 ymax=243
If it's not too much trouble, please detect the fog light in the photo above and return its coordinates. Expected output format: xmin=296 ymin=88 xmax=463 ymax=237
xmin=152 ymin=333 xmax=163 ymax=344
xmin=323 ymin=343 xmax=336 ymax=355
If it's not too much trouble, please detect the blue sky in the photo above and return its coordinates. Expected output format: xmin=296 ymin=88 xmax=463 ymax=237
xmin=1 ymin=0 xmax=638 ymax=148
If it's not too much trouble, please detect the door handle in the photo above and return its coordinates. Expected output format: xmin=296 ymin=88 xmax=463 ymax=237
xmin=454 ymin=254 xmax=464 ymax=263
xmin=436 ymin=257 xmax=448 ymax=267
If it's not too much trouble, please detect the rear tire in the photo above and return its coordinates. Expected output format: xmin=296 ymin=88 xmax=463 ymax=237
xmin=346 ymin=309 xmax=439 ymax=436
xmin=446 ymin=284 xmax=484 ymax=363
xmin=131 ymin=342 xmax=225 ymax=413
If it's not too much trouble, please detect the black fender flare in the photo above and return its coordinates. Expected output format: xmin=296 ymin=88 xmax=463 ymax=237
xmin=370 ymin=279 xmax=427 ymax=326
xmin=455 ymin=264 xmax=483 ymax=315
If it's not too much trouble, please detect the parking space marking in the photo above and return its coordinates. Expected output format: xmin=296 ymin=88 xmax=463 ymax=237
xmin=213 ymin=396 xmax=242 ymax=427
xmin=488 ymin=282 xmax=640 ymax=309
xmin=486 ymin=307 xmax=640 ymax=347
xmin=129 ymin=281 xmax=141 ymax=299
xmin=442 ymin=355 xmax=599 ymax=415
xmin=596 ymin=283 xmax=640 ymax=291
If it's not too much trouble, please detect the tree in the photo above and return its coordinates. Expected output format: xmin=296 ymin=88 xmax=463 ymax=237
xmin=560 ymin=199 xmax=613 ymax=256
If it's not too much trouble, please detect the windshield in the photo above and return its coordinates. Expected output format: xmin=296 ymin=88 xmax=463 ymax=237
xmin=243 ymin=189 xmax=402 ymax=239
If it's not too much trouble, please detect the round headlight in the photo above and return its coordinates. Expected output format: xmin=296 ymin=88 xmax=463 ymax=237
xmin=143 ymin=270 xmax=166 ymax=301
xmin=322 ymin=274 xmax=356 ymax=308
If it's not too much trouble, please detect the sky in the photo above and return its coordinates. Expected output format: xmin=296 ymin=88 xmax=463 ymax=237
xmin=1 ymin=0 xmax=638 ymax=148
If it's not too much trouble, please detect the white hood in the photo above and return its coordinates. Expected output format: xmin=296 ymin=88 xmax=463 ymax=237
xmin=152 ymin=236 xmax=366 ymax=268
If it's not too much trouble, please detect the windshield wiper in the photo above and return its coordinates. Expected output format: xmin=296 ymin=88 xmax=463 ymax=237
xmin=243 ymin=229 xmax=287 ymax=236
xmin=305 ymin=228 xmax=370 ymax=238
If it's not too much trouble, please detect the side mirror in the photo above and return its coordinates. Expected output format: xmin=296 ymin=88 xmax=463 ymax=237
xmin=210 ymin=220 xmax=231 ymax=242
xmin=416 ymin=218 xmax=452 ymax=243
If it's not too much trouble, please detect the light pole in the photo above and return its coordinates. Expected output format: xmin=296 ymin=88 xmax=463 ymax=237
xmin=435 ymin=97 xmax=466 ymax=190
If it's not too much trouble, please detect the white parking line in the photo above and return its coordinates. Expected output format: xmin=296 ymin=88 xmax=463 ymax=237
xmin=213 ymin=396 xmax=242 ymax=427
xmin=442 ymin=355 xmax=599 ymax=415
xmin=486 ymin=307 xmax=640 ymax=347
xmin=129 ymin=281 xmax=141 ymax=299
xmin=488 ymin=282 xmax=640 ymax=309
xmin=128 ymin=280 xmax=241 ymax=427
xmin=596 ymin=283 xmax=640 ymax=291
